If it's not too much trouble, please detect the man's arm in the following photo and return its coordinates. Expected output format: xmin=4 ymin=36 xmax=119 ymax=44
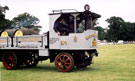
xmin=53 ymin=21 xmax=61 ymax=36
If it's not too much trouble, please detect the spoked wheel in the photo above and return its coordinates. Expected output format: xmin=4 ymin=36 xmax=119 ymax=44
xmin=24 ymin=53 xmax=39 ymax=67
xmin=2 ymin=51 xmax=18 ymax=70
xmin=55 ymin=53 xmax=74 ymax=72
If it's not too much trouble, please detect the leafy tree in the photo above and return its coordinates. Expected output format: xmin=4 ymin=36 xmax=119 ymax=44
xmin=106 ymin=16 xmax=135 ymax=42
xmin=0 ymin=5 xmax=11 ymax=31
xmin=94 ymin=26 xmax=106 ymax=40
xmin=0 ymin=5 xmax=9 ymax=13
xmin=106 ymin=16 xmax=124 ymax=42
xmin=119 ymin=22 xmax=135 ymax=41
xmin=11 ymin=13 xmax=41 ymax=33
xmin=93 ymin=18 xmax=99 ymax=27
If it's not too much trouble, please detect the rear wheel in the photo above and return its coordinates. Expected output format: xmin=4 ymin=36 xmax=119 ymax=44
xmin=24 ymin=53 xmax=39 ymax=67
xmin=55 ymin=53 xmax=74 ymax=72
xmin=2 ymin=51 xmax=19 ymax=70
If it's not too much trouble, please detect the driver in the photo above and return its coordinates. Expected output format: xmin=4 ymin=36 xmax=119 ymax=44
xmin=54 ymin=18 xmax=69 ymax=36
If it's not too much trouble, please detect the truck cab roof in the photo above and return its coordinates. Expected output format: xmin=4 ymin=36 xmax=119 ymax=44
xmin=49 ymin=10 xmax=101 ymax=20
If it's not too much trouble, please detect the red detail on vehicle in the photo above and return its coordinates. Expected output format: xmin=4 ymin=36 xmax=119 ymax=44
xmin=55 ymin=54 xmax=73 ymax=72
xmin=2 ymin=52 xmax=17 ymax=70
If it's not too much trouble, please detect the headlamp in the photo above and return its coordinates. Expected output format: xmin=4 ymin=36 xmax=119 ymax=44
xmin=84 ymin=4 xmax=90 ymax=11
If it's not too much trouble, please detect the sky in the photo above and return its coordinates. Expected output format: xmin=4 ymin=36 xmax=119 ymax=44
xmin=0 ymin=0 xmax=135 ymax=33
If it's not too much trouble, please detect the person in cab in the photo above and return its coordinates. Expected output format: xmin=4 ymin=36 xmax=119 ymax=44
xmin=54 ymin=17 xmax=69 ymax=36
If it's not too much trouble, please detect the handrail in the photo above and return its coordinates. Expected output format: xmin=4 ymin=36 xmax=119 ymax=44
xmin=52 ymin=9 xmax=78 ymax=14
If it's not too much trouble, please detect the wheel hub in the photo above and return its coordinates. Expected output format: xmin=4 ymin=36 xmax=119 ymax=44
xmin=24 ymin=53 xmax=39 ymax=67
xmin=61 ymin=62 xmax=65 ymax=65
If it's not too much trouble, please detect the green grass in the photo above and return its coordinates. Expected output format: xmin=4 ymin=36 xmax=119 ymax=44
xmin=0 ymin=44 xmax=135 ymax=81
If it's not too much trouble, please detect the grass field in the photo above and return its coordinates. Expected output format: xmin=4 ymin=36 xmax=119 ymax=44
xmin=0 ymin=44 xmax=135 ymax=81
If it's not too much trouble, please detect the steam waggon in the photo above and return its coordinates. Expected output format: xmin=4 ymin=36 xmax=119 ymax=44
xmin=0 ymin=4 xmax=101 ymax=72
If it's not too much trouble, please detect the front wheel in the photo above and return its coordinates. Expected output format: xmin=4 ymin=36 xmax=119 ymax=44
xmin=55 ymin=52 xmax=74 ymax=72
xmin=2 ymin=51 xmax=19 ymax=70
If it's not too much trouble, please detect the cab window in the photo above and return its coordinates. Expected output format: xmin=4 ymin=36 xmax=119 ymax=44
xmin=53 ymin=13 xmax=93 ymax=36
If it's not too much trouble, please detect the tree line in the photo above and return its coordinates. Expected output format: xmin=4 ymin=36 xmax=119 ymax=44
xmin=0 ymin=5 xmax=135 ymax=42
xmin=94 ymin=17 xmax=135 ymax=42
xmin=0 ymin=5 xmax=41 ymax=33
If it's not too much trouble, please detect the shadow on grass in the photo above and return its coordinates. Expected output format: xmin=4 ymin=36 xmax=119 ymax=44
xmin=1 ymin=63 xmax=100 ymax=73
xmin=19 ymin=65 xmax=58 ymax=72
xmin=75 ymin=66 xmax=100 ymax=72
xmin=0 ymin=63 xmax=56 ymax=72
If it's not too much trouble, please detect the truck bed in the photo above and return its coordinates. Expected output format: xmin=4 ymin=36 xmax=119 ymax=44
xmin=0 ymin=35 xmax=47 ymax=50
